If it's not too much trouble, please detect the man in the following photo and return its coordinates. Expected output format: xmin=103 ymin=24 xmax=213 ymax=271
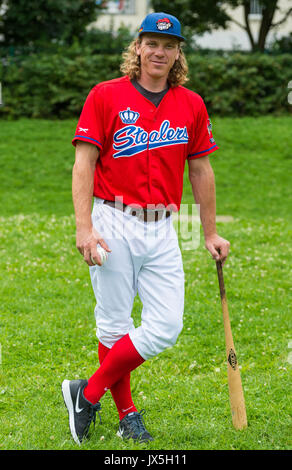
xmin=62 ymin=12 xmax=230 ymax=445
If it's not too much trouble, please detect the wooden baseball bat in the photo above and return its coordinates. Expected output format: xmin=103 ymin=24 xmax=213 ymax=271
xmin=216 ymin=260 xmax=248 ymax=430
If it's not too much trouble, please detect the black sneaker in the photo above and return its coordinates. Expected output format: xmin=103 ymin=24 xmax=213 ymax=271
xmin=61 ymin=379 xmax=101 ymax=445
xmin=117 ymin=409 xmax=154 ymax=443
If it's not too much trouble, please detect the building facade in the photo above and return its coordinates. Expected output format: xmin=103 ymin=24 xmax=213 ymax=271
xmin=196 ymin=0 xmax=292 ymax=50
xmin=92 ymin=0 xmax=292 ymax=50
xmin=93 ymin=0 xmax=152 ymax=32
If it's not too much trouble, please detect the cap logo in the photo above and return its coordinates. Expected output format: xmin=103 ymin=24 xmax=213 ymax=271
xmin=156 ymin=18 xmax=173 ymax=31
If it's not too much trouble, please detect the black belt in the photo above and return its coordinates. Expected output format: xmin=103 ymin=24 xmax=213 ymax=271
xmin=103 ymin=200 xmax=171 ymax=222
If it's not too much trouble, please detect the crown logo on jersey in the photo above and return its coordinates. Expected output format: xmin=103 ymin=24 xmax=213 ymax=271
xmin=119 ymin=107 xmax=140 ymax=124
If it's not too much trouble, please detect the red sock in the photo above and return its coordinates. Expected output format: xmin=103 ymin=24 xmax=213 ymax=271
xmin=83 ymin=334 xmax=145 ymax=406
xmin=98 ymin=342 xmax=138 ymax=420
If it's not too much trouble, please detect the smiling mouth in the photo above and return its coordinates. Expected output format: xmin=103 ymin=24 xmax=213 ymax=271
xmin=151 ymin=61 xmax=167 ymax=65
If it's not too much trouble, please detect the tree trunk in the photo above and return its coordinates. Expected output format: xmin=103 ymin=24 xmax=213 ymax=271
xmin=243 ymin=0 xmax=278 ymax=51
xmin=257 ymin=1 xmax=277 ymax=51
xmin=243 ymin=0 xmax=255 ymax=50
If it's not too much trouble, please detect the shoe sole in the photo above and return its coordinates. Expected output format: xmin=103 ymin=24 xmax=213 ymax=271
xmin=61 ymin=379 xmax=81 ymax=446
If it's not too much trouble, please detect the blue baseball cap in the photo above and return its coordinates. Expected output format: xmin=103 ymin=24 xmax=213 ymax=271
xmin=138 ymin=12 xmax=185 ymax=41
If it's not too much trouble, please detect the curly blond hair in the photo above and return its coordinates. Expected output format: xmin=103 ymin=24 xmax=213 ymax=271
xmin=120 ymin=37 xmax=189 ymax=88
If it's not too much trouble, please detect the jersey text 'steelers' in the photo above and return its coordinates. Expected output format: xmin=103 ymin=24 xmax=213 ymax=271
xmin=72 ymin=76 xmax=218 ymax=210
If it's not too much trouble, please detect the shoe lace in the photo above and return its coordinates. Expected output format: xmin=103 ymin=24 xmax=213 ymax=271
xmin=84 ymin=402 xmax=102 ymax=437
xmin=91 ymin=402 xmax=102 ymax=426
xmin=127 ymin=409 xmax=147 ymax=435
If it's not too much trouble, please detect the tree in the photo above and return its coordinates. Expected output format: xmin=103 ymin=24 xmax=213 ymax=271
xmin=0 ymin=0 xmax=103 ymax=47
xmin=227 ymin=0 xmax=292 ymax=51
xmin=151 ymin=0 xmax=292 ymax=51
xmin=151 ymin=0 xmax=230 ymax=35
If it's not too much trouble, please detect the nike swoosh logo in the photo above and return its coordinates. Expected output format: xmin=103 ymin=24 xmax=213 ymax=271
xmin=122 ymin=406 xmax=134 ymax=413
xmin=75 ymin=388 xmax=84 ymax=414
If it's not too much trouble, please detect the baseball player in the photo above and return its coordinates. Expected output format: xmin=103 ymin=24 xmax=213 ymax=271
xmin=62 ymin=12 xmax=230 ymax=445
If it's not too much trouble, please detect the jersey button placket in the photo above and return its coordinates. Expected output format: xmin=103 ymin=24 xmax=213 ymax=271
xmin=147 ymin=106 xmax=159 ymax=203
xmin=146 ymin=107 xmax=155 ymax=203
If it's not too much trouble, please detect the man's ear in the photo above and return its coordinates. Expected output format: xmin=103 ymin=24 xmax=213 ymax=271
xmin=135 ymin=39 xmax=142 ymax=56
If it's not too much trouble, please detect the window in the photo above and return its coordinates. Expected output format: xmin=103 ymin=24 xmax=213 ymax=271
xmin=97 ymin=0 xmax=136 ymax=15
xmin=249 ymin=0 xmax=263 ymax=16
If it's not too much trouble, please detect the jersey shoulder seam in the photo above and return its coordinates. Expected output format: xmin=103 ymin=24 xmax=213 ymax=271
xmin=175 ymin=85 xmax=204 ymax=104
xmin=92 ymin=76 xmax=129 ymax=93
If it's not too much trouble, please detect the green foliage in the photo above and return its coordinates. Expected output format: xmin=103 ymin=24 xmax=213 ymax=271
xmin=186 ymin=53 xmax=292 ymax=116
xmin=0 ymin=49 xmax=291 ymax=119
xmin=0 ymin=25 xmax=134 ymax=59
xmin=270 ymin=32 xmax=292 ymax=53
xmin=150 ymin=0 xmax=229 ymax=34
xmin=0 ymin=0 xmax=102 ymax=47
xmin=78 ymin=25 xmax=134 ymax=54
xmin=0 ymin=48 xmax=122 ymax=119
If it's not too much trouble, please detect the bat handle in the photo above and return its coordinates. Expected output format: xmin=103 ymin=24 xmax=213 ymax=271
xmin=216 ymin=259 xmax=225 ymax=300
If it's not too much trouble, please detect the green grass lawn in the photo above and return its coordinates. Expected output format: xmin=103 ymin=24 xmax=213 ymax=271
xmin=0 ymin=117 xmax=291 ymax=450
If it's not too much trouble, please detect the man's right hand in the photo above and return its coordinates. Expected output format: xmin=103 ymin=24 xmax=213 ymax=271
xmin=76 ymin=226 xmax=111 ymax=266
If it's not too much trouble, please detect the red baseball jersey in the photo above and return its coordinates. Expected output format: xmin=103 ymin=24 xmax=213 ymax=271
xmin=72 ymin=76 xmax=218 ymax=211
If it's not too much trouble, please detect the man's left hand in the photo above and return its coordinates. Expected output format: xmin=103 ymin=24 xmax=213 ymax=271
xmin=205 ymin=234 xmax=230 ymax=267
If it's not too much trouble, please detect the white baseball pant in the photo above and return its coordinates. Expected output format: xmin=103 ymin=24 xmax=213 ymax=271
xmin=89 ymin=197 xmax=185 ymax=360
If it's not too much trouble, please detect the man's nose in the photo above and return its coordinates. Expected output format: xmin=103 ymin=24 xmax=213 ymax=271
xmin=154 ymin=46 xmax=165 ymax=57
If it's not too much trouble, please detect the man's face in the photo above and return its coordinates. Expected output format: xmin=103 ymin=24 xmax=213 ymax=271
xmin=136 ymin=33 xmax=180 ymax=81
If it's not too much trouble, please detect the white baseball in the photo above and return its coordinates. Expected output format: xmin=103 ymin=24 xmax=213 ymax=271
xmin=96 ymin=245 xmax=108 ymax=265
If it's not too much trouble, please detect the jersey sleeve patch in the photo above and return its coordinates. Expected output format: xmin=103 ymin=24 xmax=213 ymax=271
xmin=187 ymin=100 xmax=219 ymax=159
